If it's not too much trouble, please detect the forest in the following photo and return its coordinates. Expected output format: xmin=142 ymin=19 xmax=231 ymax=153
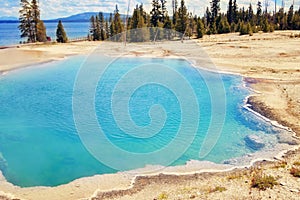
xmin=18 ymin=0 xmax=300 ymax=43
xmin=89 ymin=0 xmax=300 ymax=41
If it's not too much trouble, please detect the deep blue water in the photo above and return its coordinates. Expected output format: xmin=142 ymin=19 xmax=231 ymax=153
xmin=0 ymin=56 xmax=279 ymax=187
xmin=0 ymin=21 xmax=89 ymax=46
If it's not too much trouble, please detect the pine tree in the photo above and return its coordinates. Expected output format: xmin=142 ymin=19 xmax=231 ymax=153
xmin=227 ymin=0 xmax=233 ymax=24
xmin=257 ymin=1 xmax=262 ymax=26
xmin=292 ymin=9 xmax=300 ymax=30
xmin=105 ymin=20 xmax=110 ymax=39
xmin=172 ymin=0 xmax=178 ymax=26
xmin=150 ymin=0 xmax=162 ymax=27
xmin=113 ymin=4 xmax=124 ymax=41
xmin=218 ymin=16 xmax=230 ymax=33
xmin=262 ymin=17 xmax=270 ymax=32
xmin=130 ymin=4 xmax=149 ymax=42
xmin=287 ymin=5 xmax=294 ymax=29
xmin=210 ymin=0 xmax=220 ymax=22
xmin=233 ymin=0 xmax=238 ymax=23
xmin=205 ymin=7 xmax=211 ymax=26
xmin=186 ymin=13 xmax=195 ymax=38
xmin=36 ymin=19 xmax=47 ymax=42
xmin=99 ymin=12 xmax=106 ymax=40
xmin=163 ymin=14 xmax=172 ymax=40
xmin=109 ymin=13 xmax=115 ymax=38
xmin=247 ymin=22 xmax=253 ymax=35
xmin=130 ymin=5 xmax=140 ymax=29
xmin=239 ymin=21 xmax=247 ymax=35
xmin=196 ymin=17 xmax=205 ymax=38
xmin=277 ymin=8 xmax=287 ymax=30
xmin=208 ymin=20 xmax=217 ymax=34
xmin=248 ymin=4 xmax=254 ymax=25
xmin=19 ymin=0 xmax=45 ymax=43
xmin=114 ymin=5 xmax=124 ymax=34
xmin=90 ymin=15 xmax=96 ymax=40
xmin=94 ymin=15 xmax=101 ymax=40
xmin=176 ymin=0 xmax=188 ymax=33
xmin=241 ymin=7 xmax=246 ymax=22
xmin=31 ymin=0 xmax=40 ymax=42
xmin=19 ymin=0 xmax=32 ymax=42
xmin=161 ymin=0 xmax=167 ymax=23
xmin=139 ymin=4 xmax=147 ymax=23
xmin=56 ymin=20 xmax=68 ymax=43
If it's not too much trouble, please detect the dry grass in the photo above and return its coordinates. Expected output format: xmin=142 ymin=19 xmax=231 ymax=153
xmin=271 ymin=161 xmax=287 ymax=169
xmin=209 ymin=186 xmax=227 ymax=193
xmin=251 ymin=173 xmax=278 ymax=190
xmin=156 ymin=192 xmax=168 ymax=200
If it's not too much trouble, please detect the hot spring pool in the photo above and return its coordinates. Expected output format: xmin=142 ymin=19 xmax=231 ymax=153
xmin=0 ymin=56 xmax=281 ymax=187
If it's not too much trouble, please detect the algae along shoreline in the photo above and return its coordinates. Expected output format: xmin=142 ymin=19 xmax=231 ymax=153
xmin=0 ymin=31 xmax=299 ymax=200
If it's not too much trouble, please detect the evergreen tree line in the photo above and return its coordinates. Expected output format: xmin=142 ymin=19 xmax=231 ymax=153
xmin=88 ymin=5 xmax=124 ymax=41
xmin=90 ymin=0 xmax=300 ymax=41
xmin=19 ymin=0 xmax=68 ymax=43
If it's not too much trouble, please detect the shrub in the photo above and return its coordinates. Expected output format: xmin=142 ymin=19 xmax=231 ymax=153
xmin=251 ymin=174 xmax=278 ymax=190
xmin=157 ymin=192 xmax=168 ymax=200
xmin=210 ymin=186 xmax=227 ymax=193
xmin=290 ymin=167 xmax=300 ymax=177
xmin=239 ymin=22 xmax=253 ymax=36
xmin=262 ymin=18 xmax=270 ymax=33
xmin=270 ymin=24 xmax=275 ymax=32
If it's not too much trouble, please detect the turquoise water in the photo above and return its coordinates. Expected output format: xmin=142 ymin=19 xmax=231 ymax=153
xmin=0 ymin=56 xmax=278 ymax=187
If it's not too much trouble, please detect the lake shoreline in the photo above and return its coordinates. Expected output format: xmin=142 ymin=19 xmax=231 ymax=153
xmin=0 ymin=31 xmax=300 ymax=200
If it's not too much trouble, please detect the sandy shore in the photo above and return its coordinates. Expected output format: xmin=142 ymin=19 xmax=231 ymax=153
xmin=0 ymin=31 xmax=299 ymax=199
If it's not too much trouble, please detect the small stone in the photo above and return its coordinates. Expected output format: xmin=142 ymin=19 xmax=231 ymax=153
xmin=290 ymin=189 xmax=299 ymax=193
xmin=280 ymin=182 xmax=287 ymax=186
xmin=189 ymin=194 xmax=196 ymax=199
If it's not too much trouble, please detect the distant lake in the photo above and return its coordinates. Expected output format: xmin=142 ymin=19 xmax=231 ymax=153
xmin=0 ymin=21 xmax=90 ymax=46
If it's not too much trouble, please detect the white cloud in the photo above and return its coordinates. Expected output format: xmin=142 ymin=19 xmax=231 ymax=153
xmin=0 ymin=0 xmax=299 ymax=19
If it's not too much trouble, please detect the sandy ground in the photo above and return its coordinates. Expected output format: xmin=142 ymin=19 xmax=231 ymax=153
xmin=0 ymin=41 xmax=100 ymax=72
xmin=0 ymin=31 xmax=299 ymax=199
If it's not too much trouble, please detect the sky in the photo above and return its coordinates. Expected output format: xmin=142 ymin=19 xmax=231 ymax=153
xmin=0 ymin=0 xmax=298 ymax=20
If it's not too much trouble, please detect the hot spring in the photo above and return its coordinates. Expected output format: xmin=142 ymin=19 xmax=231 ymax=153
xmin=0 ymin=55 xmax=284 ymax=187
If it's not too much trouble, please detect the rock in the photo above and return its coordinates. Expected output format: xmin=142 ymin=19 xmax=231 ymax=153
xmin=244 ymin=135 xmax=265 ymax=150
xmin=289 ymin=188 xmax=299 ymax=193
xmin=277 ymin=134 xmax=300 ymax=145
xmin=280 ymin=182 xmax=287 ymax=186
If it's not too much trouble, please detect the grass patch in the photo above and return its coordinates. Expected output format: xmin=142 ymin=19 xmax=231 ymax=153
xmin=209 ymin=186 xmax=227 ymax=193
xmin=290 ymin=167 xmax=300 ymax=177
xmin=251 ymin=174 xmax=278 ymax=190
xmin=157 ymin=192 xmax=168 ymax=200
xmin=293 ymin=161 xmax=300 ymax=166
xmin=227 ymin=171 xmax=248 ymax=180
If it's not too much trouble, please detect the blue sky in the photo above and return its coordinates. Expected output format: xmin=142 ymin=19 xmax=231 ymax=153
xmin=0 ymin=0 xmax=298 ymax=19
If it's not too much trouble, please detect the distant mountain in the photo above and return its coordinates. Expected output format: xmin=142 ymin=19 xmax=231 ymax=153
xmin=46 ymin=12 xmax=126 ymax=22
xmin=0 ymin=16 xmax=18 ymax=21
xmin=0 ymin=12 xmax=127 ymax=23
